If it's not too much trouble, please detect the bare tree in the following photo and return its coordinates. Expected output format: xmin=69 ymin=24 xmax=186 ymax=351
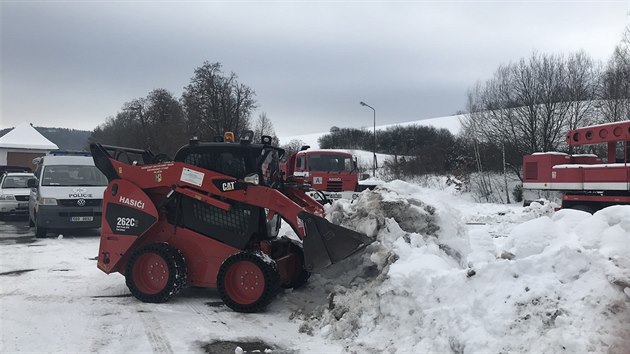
xmin=464 ymin=51 xmax=599 ymax=156
xmin=252 ymin=112 xmax=278 ymax=145
xmin=280 ymin=139 xmax=306 ymax=159
xmin=599 ymin=26 xmax=630 ymax=123
xmin=90 ymin=89 xmax=186 ymax=157
xmin=182 ymin=62 xmax=256 ymax=140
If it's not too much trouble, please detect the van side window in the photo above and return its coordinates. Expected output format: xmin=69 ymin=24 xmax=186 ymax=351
xmin=296 ymin=157 xmax=304 ymax=170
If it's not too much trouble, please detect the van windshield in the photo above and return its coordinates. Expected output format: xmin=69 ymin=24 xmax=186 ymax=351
xmin=42 ymin=165 xmax=108 ymax=186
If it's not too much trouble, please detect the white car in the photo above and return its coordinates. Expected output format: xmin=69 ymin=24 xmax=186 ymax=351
xmin=0 ymin=172 xmax=35 ymax=216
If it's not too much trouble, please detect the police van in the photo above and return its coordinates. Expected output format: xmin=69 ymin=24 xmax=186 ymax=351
xmin=28 ymin=151 xmax=107 ymax=238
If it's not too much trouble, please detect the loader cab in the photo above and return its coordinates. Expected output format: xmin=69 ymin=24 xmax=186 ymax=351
xmin=173 ymin=142 xmax=284 ymax=188
xmin=169 ymin=141 xmax=285 ymax=248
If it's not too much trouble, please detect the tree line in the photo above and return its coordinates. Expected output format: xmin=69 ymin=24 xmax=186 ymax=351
xmin=463 ymin=29 xmax=629 ymax=158
xmin=318 ymin=28 xmax=629 ymax=184
xmin=90 ymin=62 xmax=278 ymax=157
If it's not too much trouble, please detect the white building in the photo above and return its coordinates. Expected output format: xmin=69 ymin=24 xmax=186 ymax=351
xmin=0 ymin=122 xmax=58 ymax=171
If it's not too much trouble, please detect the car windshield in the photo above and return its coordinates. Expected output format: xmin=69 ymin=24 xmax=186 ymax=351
xmin=307 ymin=154 xmax=354 ymax=172
xmin=1 ymin=175 xmax=33 ymax=189
xmin=42 ymin=165 xmax=108 ymax=186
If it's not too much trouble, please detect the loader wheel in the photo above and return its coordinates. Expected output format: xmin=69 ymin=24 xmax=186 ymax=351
xmin=125 ymin=243 xmax=187 ymax=303
xmin=217 ymin=252 xmax=280 ymax=313
xmin=281 ymin=243 xmax=311 ymax=290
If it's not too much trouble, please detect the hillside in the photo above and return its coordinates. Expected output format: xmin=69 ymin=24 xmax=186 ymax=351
xmin=280 ymin=114 xmax=463 ymax=148
xmin=0 ymin=126 xmax=91 ymax=151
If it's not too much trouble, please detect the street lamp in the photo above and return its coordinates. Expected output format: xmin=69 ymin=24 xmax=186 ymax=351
xmin=359 ymin=101 xmax=376 ymax=177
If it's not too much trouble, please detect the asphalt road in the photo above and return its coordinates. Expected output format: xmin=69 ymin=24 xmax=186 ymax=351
xmin=0 ymin=215 xmax=99 ymax=245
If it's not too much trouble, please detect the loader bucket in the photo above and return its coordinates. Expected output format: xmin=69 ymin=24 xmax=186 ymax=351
xmin=299 ymin=211 xmax=373 ymax=272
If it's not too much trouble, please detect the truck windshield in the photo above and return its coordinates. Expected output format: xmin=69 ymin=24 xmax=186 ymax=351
xmin=1 ymin=175 xmax=32 ymax=189
xmin=307 ymin=154 xmax=354 ymax=172
xmin=42 ymin=165 xmax=108 ymax=186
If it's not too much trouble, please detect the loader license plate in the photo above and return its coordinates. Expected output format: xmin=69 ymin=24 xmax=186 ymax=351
xmin=71 ymin=216 xmax=93 ymax=222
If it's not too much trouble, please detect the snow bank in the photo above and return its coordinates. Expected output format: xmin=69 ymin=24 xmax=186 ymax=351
xmin=298 ymin=182 xmax=630 ymax=353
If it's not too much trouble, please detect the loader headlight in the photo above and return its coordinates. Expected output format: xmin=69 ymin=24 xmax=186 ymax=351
xmin=243 ymin=173 xmax=260 ymax=185
xmin=39 ymin=197 xmax=58 ymax=205
xmin=0 ymin=194 xmax=16 ymax=201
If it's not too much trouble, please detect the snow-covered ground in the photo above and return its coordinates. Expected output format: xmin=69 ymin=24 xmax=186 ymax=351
xmin=1 ymin=180 xmax=628 ymax=353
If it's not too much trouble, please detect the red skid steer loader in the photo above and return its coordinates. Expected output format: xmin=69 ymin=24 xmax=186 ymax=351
xmin=90 ymin=133 xmax=371 ymax=312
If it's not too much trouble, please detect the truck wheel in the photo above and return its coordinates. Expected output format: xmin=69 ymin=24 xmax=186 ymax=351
xmin=281 ymin=243 xmax=311 ymax=290
xmin=217 ymin=252 xmax=280 ymax=313
xmin=125 ymin=243 xmax=187 ymax=303
xmin=34 ymin=214 xmax=47 ymax=238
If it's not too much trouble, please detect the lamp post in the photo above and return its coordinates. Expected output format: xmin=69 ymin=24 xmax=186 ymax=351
xmin=359 ymin=101 xmax=376 ymax=177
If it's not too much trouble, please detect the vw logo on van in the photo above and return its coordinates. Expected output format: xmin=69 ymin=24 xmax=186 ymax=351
xmin=77 ymin=199 xmax=86 ymax=207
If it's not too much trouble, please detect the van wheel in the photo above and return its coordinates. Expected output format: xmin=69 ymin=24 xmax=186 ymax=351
xmin=34 ymin=214 xmax=47 ymax=238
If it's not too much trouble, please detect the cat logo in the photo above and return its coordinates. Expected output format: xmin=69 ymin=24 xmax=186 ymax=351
xmin=155 ymin=173 xmax=162 ymax=183
xmin=222 ymin=181 xmax=235 ymax=191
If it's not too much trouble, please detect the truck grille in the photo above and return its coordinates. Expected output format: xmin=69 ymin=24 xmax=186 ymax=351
xmin=14 ymin=195 xmax=29 ymax=202
xmin=58 ymin=199 xmax=102 ymax=207
xmin=326 ymin=180 xmax=343 ymax=192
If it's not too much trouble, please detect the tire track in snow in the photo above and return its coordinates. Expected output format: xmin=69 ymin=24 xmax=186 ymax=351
xmin=185 ymin=301 xmax=230 ymax=332
xmin=138 ymin=309 xmax=174 ymax=354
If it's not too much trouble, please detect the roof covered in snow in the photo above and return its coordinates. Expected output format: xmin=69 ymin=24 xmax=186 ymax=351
xmin=0 ymin=122 xmax=58 ymax=150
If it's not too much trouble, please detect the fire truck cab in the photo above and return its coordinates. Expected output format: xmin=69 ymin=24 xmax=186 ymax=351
xmin=282 ymin=148 xmax=370 ymax=202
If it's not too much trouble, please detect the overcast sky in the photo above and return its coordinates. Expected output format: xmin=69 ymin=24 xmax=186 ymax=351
xmin=1 ymin=1 xmax=628 ymax=136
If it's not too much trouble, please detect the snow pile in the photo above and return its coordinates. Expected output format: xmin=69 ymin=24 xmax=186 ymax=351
xmin=298 ymin=182 xmax=630 ymax=353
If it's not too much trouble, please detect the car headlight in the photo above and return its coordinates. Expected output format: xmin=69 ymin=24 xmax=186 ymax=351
xmin=39 ymin=197 xmax=57 ymax=205
xmin=0 ymin=194 xmax=16 ymax=201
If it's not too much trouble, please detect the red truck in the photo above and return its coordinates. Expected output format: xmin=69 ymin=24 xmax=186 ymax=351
xmin=522 ymin=120 xmax=630 ymax=213
xmin=281 ymin=148 xmax=373 ymax=202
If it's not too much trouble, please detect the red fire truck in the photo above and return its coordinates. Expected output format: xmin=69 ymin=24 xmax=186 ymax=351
xmin=522 ymin=120 xmax=630 ymax=213
xmin=281 ymin=148 xmax=373 ymax=202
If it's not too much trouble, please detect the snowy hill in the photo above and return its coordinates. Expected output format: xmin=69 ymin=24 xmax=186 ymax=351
xmin=280 ymin=114 xmax=464 ymax=148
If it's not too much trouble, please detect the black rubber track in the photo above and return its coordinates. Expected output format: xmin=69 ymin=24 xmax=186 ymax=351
xmin=125 ymin=243 xmax=187 ymax=303
xmin=217 ymin=252 xmax=280 ymax=313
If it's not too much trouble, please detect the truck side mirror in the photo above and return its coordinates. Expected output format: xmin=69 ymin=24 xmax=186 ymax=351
xmin=27 ymin=178 xmax=38 ymax=188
